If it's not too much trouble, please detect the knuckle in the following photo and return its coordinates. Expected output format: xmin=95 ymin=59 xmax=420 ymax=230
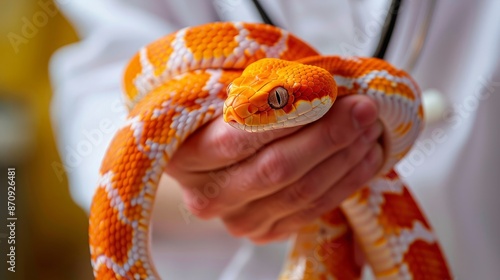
xmin=289 ymin=208 xmax=316 ymax=226
xmin=256 ymin=147 xmax=290 ymax=186
xmin=351 ymin=144 xmax=384 ymax=186
xmin=213 ymin=131 xmax=241 ymax=160
xmin=323 ymin=122 xmax=352 ymax=149
xmin=185 ymin=202 xmax=214 ymax=220
xmin=213 ymin=130 xmax=254 ymax=160
xmin=183 ymin=190 xmax=219 ymax=219
xmin=298 ymin=197 xmax=334 ymax=223
xmin=223 ymin=216 xmax=253 ymax=237
xmin=224 ymin=224 xmax=244 ymax=237
xmin=342 ymin=147 xmax=359 ymax=168
xmin=343 ymin=141 xmax=366 ymax=166
xmin=281 ymin=179 xmax=315 ymax=207
xmin=354 ymin=166 xmax=370 ymax=185
xmin=335 ymin=138 xmax=373 ymax=172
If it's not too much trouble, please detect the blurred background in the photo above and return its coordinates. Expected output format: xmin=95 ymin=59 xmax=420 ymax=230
xmin=0 ymin=1 xmax=92 ymax=279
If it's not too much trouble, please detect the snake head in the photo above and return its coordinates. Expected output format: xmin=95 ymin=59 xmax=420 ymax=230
xmin=223 ymin=58 xmax=337 ymax=132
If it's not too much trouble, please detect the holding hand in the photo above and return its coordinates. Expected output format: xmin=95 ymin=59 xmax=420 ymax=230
xmin=166 ymin=95 xmax=383 ymax=243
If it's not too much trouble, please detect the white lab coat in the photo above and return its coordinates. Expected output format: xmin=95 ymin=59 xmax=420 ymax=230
xmin=50 ymin=0 xmax=500 ymax=279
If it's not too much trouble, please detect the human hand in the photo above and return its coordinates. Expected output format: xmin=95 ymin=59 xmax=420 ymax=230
xmin=165 ymin=94 xmax=383 ymax=243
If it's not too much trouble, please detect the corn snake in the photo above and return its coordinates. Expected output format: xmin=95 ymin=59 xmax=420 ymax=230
xmin=89 ymin=22 xmax=452 ymax=279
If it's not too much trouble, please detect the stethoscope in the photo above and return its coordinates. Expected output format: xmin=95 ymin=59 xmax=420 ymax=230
xmin=249 ymin=0 xmax=437 ymax=74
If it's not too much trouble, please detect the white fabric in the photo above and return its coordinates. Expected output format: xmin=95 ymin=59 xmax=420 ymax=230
xmin=50 ymin=0 xmax=500 ymax=279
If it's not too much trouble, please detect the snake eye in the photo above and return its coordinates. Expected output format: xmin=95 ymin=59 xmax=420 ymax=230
xmin=268 ymin=86 xmax=289 ymax=109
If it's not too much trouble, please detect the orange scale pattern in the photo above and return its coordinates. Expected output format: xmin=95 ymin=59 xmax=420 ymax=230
xmin=243 ymin=22 xmax=283 ymax=46
xmin=379 ymin=188 xmax=430 ymax=230
xmin=318 ymin=232 xmax=361 ymax=279
xmin=404 ymin=240 xmax=452 ymax=280
xmin=90 ymin=187 xmax=134 ymax=265
xmin=146 ymin=35 xmax=175 ymax=77
xmin=368 ymin=77 xmax=417 ymax=100
xmin=185 ymin=23 xmax=240 ymax=61
xmin=123 ymin=53 xmax=142 ymax=102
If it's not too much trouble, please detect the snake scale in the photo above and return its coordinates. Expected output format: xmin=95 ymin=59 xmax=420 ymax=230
xmin=89 ymin=22 xmax=452 ymax=279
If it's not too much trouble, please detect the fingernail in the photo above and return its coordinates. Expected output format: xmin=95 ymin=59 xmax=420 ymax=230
xmin=363 ymin=122 xmax=383 ymax=143
xmin=352 ymin=100 xmax=378 ymax=129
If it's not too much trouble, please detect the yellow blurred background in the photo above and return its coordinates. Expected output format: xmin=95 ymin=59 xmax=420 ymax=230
xmin=1 ymin=1 xmax=93 ymax=279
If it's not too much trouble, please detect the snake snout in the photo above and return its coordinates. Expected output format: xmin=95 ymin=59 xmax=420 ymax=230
xmin=223 ymin=106 xmax=244 ymax=124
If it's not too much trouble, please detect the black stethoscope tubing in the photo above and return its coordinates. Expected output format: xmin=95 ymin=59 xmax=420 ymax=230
xmin=250 ymin=0 xmax=402 ymax=59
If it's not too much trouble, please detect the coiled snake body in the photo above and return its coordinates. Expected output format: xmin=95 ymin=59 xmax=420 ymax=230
xmin=90 ymin=22 xmax=452 ymax=279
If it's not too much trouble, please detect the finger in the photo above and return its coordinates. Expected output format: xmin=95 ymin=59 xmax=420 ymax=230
xmin=174 ymin=95 xmax=378 ymax=219
xmin=220 ymin=121 xmax=383 ymax=237
xmin=183 ymin=95 xmax=378 ymax=216
xmin=168 ymin=117 xmax=299 ymax=172
xmin=252 ymin=143 xmax=384 ymax=243
xmin=169 ymin=92 xmax=376 ymax=173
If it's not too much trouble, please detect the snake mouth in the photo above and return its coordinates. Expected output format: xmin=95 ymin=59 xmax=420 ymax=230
xmin=224 ymin=113 xmax=254 ymax=131
xmin=224 ymin=107 xmax=265 ymax=132
xmin=226 ymin=118 xmax=251 ymax=132
xmin=226 ymin=118 xmax=240 ymax=128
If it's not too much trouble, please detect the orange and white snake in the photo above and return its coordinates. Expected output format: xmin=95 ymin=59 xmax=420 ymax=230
xmin=89 ymin=22 xmax=452 ymax=279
